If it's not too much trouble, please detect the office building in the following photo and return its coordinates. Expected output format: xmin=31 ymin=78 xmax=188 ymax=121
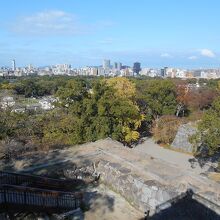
xmin=133 ymin=62 xmax=141 ymax=74
xmin=103 ymin=59 xmax=110 ymax=69
xmin=12 ymin=59 xmax=16 ymax=71
xmin=117 ymin=62 xmax=122 ymax=70
xmin=161 ymin=67 xmax=169 ymax=77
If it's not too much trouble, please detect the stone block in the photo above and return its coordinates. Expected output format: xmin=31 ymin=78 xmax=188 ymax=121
xmin=171 ymin=123 xmax=197 ymax=153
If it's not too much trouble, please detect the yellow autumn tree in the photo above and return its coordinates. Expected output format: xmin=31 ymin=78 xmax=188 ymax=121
xmin=106 ymin=77 xmax=136 ymax=99
xmin=122 ymin=113 xmax=145 ymax=144
xmin=106 ymin=78 xmax=144 ymax=145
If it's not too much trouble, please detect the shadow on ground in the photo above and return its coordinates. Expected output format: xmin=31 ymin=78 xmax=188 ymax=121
xmin=145 ymin=192 xmax=220 ymax=220
xmin=0 ymin=153 xmax=116 ymax=220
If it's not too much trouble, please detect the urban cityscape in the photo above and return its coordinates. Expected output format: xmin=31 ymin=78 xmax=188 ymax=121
xmin=1 ymin=0 xmax=220 ymax=220
xmin=1 ymin=59 xmax=220 ymax=79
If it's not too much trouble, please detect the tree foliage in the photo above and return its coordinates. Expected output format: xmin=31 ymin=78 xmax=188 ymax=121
xmin=138 ymin=80 xmax=177 ymax=120
xmin=1 ymin=76 xmax=219 ymax=155
xmin=185 ymin=88 xmax=218 ymax=112
xmin=13 ymin=76 xmax=70 ymax=97
xmin=106 ymin=77 xmax=136 ymax=99
xmin=192 ymin=97 xmax=220 ymax=155
xmin=54 ymin=79 xmax=144 ymax=146
xmin=0 ymin=110 xmax=30 ymax=142
xmin=176 ymin=83 xmax=188 ymax=117
xmin=152 ymin=115 xmax=182 ymax=145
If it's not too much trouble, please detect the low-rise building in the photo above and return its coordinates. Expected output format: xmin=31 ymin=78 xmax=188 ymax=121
xmin=39 ymin=96 xmax=57 ymax=110
xmin=1 ymin=96 xmax=15 ymax=109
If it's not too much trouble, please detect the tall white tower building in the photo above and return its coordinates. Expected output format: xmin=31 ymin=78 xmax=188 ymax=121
xmin=12 ymin=59 xmax=16 ymax=71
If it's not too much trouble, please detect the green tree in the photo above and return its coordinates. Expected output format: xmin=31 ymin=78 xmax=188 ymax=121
xmin=0 ymin=109 xmax=31 ymax=143
xmin=56 ymin=79 xmax=89 ymax=108
xmin=41 ymin=111 xmax=84 ymax=147
xmin=192 ymin=97 xmax=220 ymax=155
xmin=140 ymin=80 xmax=177 ymax=120
xmin=14 ymin=79 xmax=39 ymax=97
xmin=55 ymin=79 xmax=144 ymax=146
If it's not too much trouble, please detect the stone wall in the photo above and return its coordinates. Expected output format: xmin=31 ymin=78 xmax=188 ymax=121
xmin=96 ymin=160 xmax=181 ymax=214
xmin=94 ymin=159 xmax=220 ymax=217
xmin=171 ymin=123 xmax=197 ymax=153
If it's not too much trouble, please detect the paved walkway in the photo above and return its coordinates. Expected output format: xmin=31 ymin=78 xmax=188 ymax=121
xmin=134 ymin=138 xmax=204 ymax=174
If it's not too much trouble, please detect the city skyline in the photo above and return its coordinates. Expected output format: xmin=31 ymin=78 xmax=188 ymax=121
xmin=3 ymin=58 xmax=220 ymax=70
xmin=0 ymin=0 xmax=220 ymax=68
xmin=2 ymin=58 xmax=220 ymax=80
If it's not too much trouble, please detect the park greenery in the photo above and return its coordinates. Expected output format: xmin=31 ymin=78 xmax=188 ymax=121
xmin=0 ymin=76 xmax=220 ymax=160
xmin=191 ymin=97 xmax=220 ymax=156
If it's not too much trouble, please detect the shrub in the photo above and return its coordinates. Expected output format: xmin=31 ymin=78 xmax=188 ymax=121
xmin=152 ymin=115 xmax=183 ymax=145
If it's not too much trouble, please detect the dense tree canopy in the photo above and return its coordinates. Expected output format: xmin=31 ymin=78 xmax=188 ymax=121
xmin=0 ymin=110 xmax=33 ymax=143
xmin=106 ymin=77 xmax=136 ymax=99
xmin=136 ymin=79 xmax=177 ymax=120
xmin=54 ymin=79 xmax=144 ymax=146
xmin=192 ymin=97 xmax=220 ymax=155
xmin=0 ymin=76 xmax=220 ymax=158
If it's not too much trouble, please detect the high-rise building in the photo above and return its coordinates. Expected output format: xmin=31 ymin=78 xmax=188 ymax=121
xmin=164 ymin=67 xmax=169 ymax=77
xmin=28 ymin=64 xmax=33 ymax=71
xmin=12 ymin=59 xmax=16 ymax=71
xmin=113 ymin=62 xmax=122 ymax=70
xmin=161 ymin=67 xmax=168 ymax=77
xmin=103 ymin=59 xmax=110 ymax=69
xmin=133 ymin=62 xmax=141 ymax=74
xmin=117 ymin=62 xmax=122 ymax=70
xmin=161 ymin=69 xmax=164 ymax=77
xmin=90 ymin=67 xmax=98 ymax=76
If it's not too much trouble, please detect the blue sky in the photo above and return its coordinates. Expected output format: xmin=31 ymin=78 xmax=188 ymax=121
xmin=0 ymin=0 xmax=220 ymax=68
